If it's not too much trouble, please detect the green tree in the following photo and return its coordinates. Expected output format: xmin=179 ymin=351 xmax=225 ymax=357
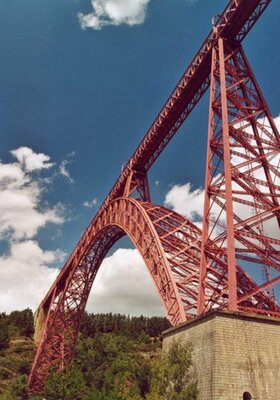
xmin=85 ymin=389 xmax=116 ymax=400
xmin=0 ymin=320 xmax=9 ymax=351
xmin=44 ymin=364 xmax=88 ymax=400
xmin=74 ymin=333 xmax=152 ymax=399
xmin=8 ymin=309 xmax=34 ymax=337
xmin=0 ymin=393 xmax=14 ymax=400
xmin=147 ymin=340 xmax=198 ymax=400
xmin=80 ymin=313 xmax=170 ymax=339
xmin=9 ymin=375 xmax=29 ymax=400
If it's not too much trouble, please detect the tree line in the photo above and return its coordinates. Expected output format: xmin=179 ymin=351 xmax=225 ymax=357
xmin=80 ymin=312 xmax=171 ymax=339
xmin=0 ymin=309 xmax=34 ymax=350
xmin=0 ymin=309 xmax=197 ymax=400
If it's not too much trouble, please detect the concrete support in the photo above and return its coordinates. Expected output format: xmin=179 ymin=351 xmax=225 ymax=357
xmin=162 ymin=311 xmax=280 ymax=400
xmin=33 ymin=307 xmax=46 ymax=345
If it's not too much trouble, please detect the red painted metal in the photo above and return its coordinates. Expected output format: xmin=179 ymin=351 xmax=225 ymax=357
xmin=75 ymin=0 xmax=272 ymax=217
xmin=28 ymin=199 xmax=185 ymax=392
xmin=28 ymin=199 xmax=279 ymax=392
xmin=28 ymin=0 xmax=279 ymax=393
xmin=218 ymin=37 xmax=238 ymax=310
xmin=198 ymin=37 xmax=280 ymax=314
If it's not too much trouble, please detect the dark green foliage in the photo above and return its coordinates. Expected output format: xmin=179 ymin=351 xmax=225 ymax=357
xmin=0 ymin=316 xmax=9 ymax=351
xmin=9 ymin=375 xmax=29 ymax=400
xmin=8 ymin=309 xmax=34 ymax=338
xmin=0 ymin=310 xmax=197 ymax=400
xmin=136 ymin=361 xmax=151 ymax=397
xmin=0 ymin=309 xmax=34 ymax=341
xmin=74 ymin=333 xmax=152 ymax=399
xmin=17 ymin=359 xmax=30 ymax=374
xmin=0 ymin=311 xmax=35 ymax=398
xmin=80 ymin=312 xmax=171 ymax=339
xmin=44 ymin=364 xmax=88 ymax=400
xmin=148 ymin=340 xmax=198 ymax=400
xmin=0 ymin=339 xmax=35 ymax=397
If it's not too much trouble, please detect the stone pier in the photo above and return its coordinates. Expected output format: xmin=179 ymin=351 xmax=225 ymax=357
xmin=33 ymin=306 xmax=47 ymax=345
xmin=162 ymin=311 xmax=280 ymax=400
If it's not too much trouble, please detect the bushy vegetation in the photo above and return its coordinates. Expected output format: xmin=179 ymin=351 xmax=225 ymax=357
xmin=80 ymin=313 xmax=171 ymax=339
xmin=0 ymin=310 xmax=34 ymax=351
xmin=0 ymin=310 xmax=197 ymax=400
xmin=0 ymin=310 xmax=35 ymax=398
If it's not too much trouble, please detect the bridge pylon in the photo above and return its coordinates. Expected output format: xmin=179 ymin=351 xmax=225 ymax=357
xmin=198 ymin=37 xmax=280 ymax=315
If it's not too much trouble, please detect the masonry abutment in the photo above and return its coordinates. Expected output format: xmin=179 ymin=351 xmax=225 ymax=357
xmin=162 ymin=311 xmax=280 ymax=400
xmin=34 ymin=307 xmax=47 ymax=345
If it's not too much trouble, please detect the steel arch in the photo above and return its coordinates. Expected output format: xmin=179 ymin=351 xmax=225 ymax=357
xmin=29 ymin=197 xmax=278 ymax=392
xmin=29 ymin=198 xmax=188 ymax=392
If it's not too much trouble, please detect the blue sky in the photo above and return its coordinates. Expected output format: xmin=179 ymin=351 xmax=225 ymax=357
xmin=0 ymin=0 xmax=279 ymax=315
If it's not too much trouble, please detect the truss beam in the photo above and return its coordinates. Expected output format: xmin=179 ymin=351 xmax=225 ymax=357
xmin=198 ymin=37 xmax=280 ymax=315
xmin=29 ymin=199 xmax=279 ymax=393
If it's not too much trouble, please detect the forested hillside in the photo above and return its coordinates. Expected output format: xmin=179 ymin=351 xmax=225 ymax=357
xmin=0 ymin=310 xmax=197 ymax=400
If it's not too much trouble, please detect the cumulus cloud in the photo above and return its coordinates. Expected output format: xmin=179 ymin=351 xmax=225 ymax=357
xmin=0 ymin=151 xmax=64 ymax=240
xmin=0 ymin=147 xmax=66 ymax=312
xmin=165 ymin=182 xmax=204 ymax=222
xmin=0 ymin=147 xmax=165 ymax=316
xmin=0 ymin=186 xmax=63 ymax=240
xmin=87 ymin=248 xmax=165 ymax=316
xmin=11 ymin=147 xmax=54 ymax=172
xmin=0 ymin=241 xmax=61 ymax=313
xmin=78 ymin=0 xmax=150 ymax=30
xmin=83 ymin=197 xmax=98 ymax=208
xmin=0 ymin=163 xmax=28 ymax=190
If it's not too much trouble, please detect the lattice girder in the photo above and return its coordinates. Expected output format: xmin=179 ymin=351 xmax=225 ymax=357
xmin=29 ymin=198 xmax=279 ymax=393
xmin=29 ymin=199 xmax=185 ymax=392
xmin=198 ymin=37 xmax=280 ymax=314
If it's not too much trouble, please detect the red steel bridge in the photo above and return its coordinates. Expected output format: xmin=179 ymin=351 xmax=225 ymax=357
xmin=29 ymin=0 xmax=280 ymax=393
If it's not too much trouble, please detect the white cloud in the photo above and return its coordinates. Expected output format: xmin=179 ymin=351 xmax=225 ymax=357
xmin=11 ymin=147 xmax=54 ymax=172
xmin=0 ymin=147 xmax=165 ymax=316
xmin=78 ymin=0 xmax=150 ymax=30
xmin=87 ymin=248 xmax=165 ymax=316
xmin=0 ymin=185 xmax=63 ymax=240
xmin=0 ymin=162 xmax=28 ymax=189
xmin=164 ymin=182 xmax=204 ymax=221
xmin=0 ymin=147 xmax=67 ymax=312
xmin=59 ymin=160 xmax=74 ymax=183
xmin=0 ymin=153 xmax=64 ymax=240
xmin=0 ymin=240 xmax=61 ymax=313
xmin=58 ymin=151 xmax=75 ymax=183
xmin=83 ymin=197 xmax=98 ymax=208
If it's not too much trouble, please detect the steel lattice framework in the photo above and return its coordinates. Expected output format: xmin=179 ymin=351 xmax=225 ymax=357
xmin=28 ymin=0 xmax=280 ymax=393
xmin=198 ymin=37 xmax=280 ymax=313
